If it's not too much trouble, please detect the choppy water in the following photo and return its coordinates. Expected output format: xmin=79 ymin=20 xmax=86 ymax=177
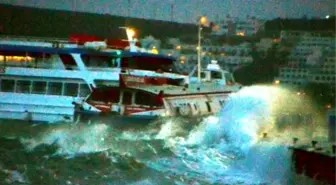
xmin=0 ymin=85 xmax=330 ymax=185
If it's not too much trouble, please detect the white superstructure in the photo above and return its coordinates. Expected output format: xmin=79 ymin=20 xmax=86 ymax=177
xmin=0 ymin=34 xmax=180 ymax=123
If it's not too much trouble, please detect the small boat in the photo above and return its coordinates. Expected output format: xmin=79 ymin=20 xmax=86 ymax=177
xmin=78 ymin=61 xmax=242 ymax=124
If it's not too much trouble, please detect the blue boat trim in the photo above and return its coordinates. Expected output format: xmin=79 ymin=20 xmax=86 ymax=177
xmin=0 ymin=44 xmax=120 ymax=56
xmin=122 ymin=51 xmax=176 ymax=60
xmin=0 ymin=44 xmax=176 ymax=61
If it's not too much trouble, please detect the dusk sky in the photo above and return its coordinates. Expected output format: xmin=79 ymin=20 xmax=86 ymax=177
xmin=3 ymin=0 xmax=335 ymax=23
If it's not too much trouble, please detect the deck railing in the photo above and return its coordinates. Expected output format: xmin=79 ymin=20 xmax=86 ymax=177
xmin=0 ymin=35 xmax=70 ymax=43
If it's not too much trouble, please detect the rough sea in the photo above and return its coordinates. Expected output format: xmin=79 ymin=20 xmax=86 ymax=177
xmin=0 ymin=85 xmax=329 ymax=185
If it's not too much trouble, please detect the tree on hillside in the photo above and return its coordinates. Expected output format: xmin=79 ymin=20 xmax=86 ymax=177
xmin=303 ymin=83 xmax=336 ymax=108
xmin=233 ymin=43 xmax=289 ymax=85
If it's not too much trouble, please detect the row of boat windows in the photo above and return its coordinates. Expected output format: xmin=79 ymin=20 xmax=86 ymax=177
xmin=191 ymin=71 xmax=234 ymax=82
xmin=177 ymin=99 xmax=226 ymax=110
xmin=89 ymin=89 xmax=162 ymax=107
xmin=0 ymin=55 xmax=34 ymax=62
xmin=0 ymin=79 xmax=91 ymax=97
xmin=0 ymin=54 xmax=173 ymax=73
xmin=81 ymin=55 xmax=119 ymax=68
xmin=0 ymin=54 xmax=120 ymax=68
xmin=177 ymin=102 xmax=213 ymax=113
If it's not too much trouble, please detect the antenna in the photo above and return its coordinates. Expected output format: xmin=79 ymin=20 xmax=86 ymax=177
xmin=170 ymin=2 xmax=174 ymax=22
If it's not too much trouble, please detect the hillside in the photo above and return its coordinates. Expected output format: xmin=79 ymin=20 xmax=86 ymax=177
xmin=265 ymin=17 xmax=335 ymax=37
xmin=0 ymin=4 xmax=200 ymax=40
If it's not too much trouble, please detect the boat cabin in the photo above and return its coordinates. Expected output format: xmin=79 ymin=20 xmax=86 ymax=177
xmin=85 ymin=86 xmax=164 ymax=114
xmin=0 ymin=75 xmax=91 ymax=98
xmin=190 ymin=60 xmax=236 ymax=86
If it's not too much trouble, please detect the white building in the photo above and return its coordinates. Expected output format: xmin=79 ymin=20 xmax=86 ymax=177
xmin=160 ymin=38 xmax=253 ymax=74
xmin=275 ymin=31 xmax=335 ymax=86
xmin=255 ymin=38 xmax=275 ymax=54
xmin=202 ymin=42 xmax=253 ymax=71
xmin=214 ymin=15 xmax=265 ymax=36
xmin=140 ymin=35 xmax=161 ymax=50
xmin=280 ymin=30 xmax=335 ymax=44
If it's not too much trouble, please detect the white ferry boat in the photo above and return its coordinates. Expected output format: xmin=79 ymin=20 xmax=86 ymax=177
xmin=0 ymin=31 xmax=185 ymax=123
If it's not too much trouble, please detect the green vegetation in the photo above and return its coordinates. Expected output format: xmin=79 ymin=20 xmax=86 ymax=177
xmin=233 ymin=43 xmax=289 ymax=85
xmin=0 ymin=4 xmax=199 ymax=40
xmin=303 ymin=83 xmax=335 ymax=109
xmin=265 ymin=16 xmax=336 ymax=37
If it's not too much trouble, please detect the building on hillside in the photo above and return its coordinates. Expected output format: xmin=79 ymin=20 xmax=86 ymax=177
xmin=280 ymin=30 xmax=335 ymax=44
xmin=255 ymin=38 xmax=275 ymax=57
xmin=274 ymin=31 xmax=335 ymax=87
xmin=213 ymin=15 xmax=265 ymax=36
xmin=160 ymin=38 xmax=253 ymax=74
xmin=140 ymin=36 xmax=161 ymax=50
xmin=307 ymin=51 xmax=335 ymax=85
xmin=202 ymin=42 xmax=253 ymax=71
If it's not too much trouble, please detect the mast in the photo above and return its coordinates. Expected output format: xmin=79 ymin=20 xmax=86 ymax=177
xmin=197 ymin=16 xmax=207 ymax=82
xmin=197 ymin=25 xmax=202 ymax=82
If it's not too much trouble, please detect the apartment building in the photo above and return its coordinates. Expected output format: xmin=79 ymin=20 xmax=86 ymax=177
xmin=275 ymin=31 xmax=335 ymax=86
xmin=213 ymin=15 xmax=265 ymax=36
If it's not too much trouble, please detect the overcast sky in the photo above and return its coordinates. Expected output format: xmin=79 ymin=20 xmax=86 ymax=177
xmin=3 ymin=0 xmax=335 ymax=23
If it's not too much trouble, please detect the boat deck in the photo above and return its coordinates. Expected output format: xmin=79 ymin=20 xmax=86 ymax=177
xmin=126 ymin=83 xmax=241 ymax=96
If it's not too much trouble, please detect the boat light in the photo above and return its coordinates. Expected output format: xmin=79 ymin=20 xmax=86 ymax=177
xmin=236 ymin=32 xmax=245 ymax=37
xmin=151 ymin=47 xmax=159 ymax=54
xmin=126 ymin=28 xmax=136 ymax=40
